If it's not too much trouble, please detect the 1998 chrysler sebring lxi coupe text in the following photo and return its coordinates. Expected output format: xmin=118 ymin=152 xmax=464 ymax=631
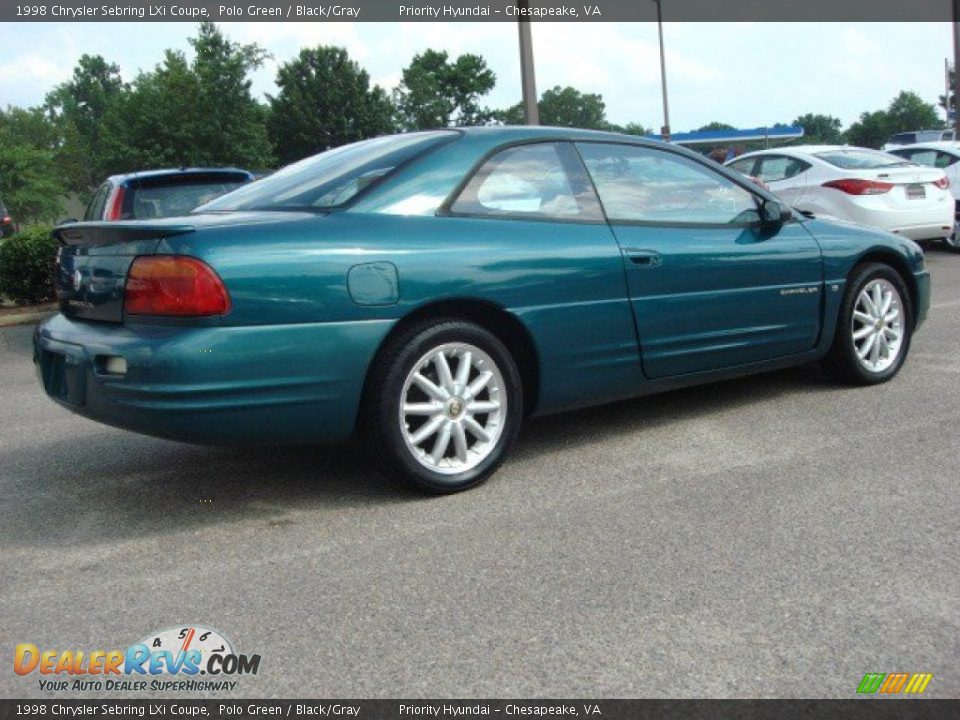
xmin=36 ymin=127 xmax=930 ymax=493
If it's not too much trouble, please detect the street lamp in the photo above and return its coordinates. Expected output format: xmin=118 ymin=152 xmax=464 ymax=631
xmin=653 ymin=0 xmax=671 ymax=141
xmin=517 ymin=0 xmax=539 ymax=125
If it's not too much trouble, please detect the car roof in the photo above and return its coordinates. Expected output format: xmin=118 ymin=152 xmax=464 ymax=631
xmin=888 ymin=141 xmax=960 ymax=153
xmin=729 ymin=145 xmax=896 ymax=162
xmin=106 ymin=167 xmax=254 ymax=184
xmin=454 ymin=125 xmax=665 ymax=146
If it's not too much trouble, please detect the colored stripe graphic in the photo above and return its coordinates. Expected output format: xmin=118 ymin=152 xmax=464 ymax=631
xmin=857 ymin=672 xmax=933 ymax=694
xmin=904 ymin=673 xmax=933 ymax=694
xmin=880 ymin=672 xmax=909 ymax=693
xmin=857 ymin=673 xmax=885 ymax=694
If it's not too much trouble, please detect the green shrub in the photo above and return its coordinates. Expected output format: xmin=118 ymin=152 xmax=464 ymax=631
xmin=0 ymin=225 xmax=58 ymax=305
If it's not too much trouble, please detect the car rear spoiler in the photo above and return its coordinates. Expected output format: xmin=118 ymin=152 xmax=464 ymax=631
xmin=53 ymin=222 xmax=196 ymax=247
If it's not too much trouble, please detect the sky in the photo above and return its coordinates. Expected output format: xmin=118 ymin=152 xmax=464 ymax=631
xmin=0 ymin=22 xmax=953 ymax=132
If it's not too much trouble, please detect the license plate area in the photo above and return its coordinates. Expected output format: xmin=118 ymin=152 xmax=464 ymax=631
xmin=906 ymin=184 xmax=926 ymax=199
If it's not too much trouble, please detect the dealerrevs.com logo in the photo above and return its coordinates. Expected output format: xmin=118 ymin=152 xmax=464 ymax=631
xmin=14 ymin=626 xmax=261 ymax=693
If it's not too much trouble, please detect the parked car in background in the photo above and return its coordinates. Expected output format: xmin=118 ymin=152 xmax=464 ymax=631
xmin=887 ymin=141 xmax=960 ymax=251
xmin=82 ymin=168 xmax=254 ymax=221
xmin=37 ymin=128 xmax=930 ymax=494
xmin=883 ymin=129 xmax=954 ymax=151
xmin=0 ymin=196 xmax=15 ymax=237
xmin=726 ymin=145 xmax=954 ymax=242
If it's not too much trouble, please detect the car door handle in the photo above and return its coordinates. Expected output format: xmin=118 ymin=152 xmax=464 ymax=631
xmin=623 ymin=249 xmax=662 ymax=267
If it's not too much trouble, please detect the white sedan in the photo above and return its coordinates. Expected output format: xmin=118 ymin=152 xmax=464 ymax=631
xmin=726 ymin=145 xmax=954 ymax=244
xmin=886 ymin=141 xmax=960 ymax=251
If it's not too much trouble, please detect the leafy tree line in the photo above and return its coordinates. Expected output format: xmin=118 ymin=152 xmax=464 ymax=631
xmin=0 ymin=22 xmax=949 ymax=226
xmin=1 ymin=23 xmax=641 ymax=224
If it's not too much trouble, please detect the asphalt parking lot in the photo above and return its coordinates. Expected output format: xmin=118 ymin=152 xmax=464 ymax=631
xmin=1 ymin=248 xmax=958 ymax=700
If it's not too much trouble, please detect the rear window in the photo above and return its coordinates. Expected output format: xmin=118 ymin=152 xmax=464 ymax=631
xmin=888 ymin=133 xmax=916 ymax=145
xmin=129 ymin=175 xmax=248 ymax=219
xmin=814 ymin=149 xmax=912 ymax=170
xmin=199 ymin=131 xmax=458 ymax=213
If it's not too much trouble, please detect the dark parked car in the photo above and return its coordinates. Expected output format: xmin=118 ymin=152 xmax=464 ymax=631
xmin=0 ymin=197 xmax=15 ymax=237
xmin=83 ymin=168 xmax=253 ymax=221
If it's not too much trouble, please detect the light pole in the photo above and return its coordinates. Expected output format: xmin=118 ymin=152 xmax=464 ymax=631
xmin=653 ymin=0 xmax=671 ymax=141
xmin=517 ymin=0 xmax=539 ymax=125
xmin=954 ymin=0 xmax=960 ymax=133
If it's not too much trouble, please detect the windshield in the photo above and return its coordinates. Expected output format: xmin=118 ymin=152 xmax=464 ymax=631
xmin=198 ymin=131 xmax=458 ymax=213
xmin=814 ymin=149 xmax=912 ymax=170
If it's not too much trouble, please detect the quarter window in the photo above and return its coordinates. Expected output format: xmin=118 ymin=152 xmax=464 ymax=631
xmin=727 ymin=158 xmax=758 ymax=176
xmin=449 ymin=142 xmax=603 ymax=221
xmin=756 ymin=156 xmax=810 ymax=183
xmin=577 ymin=143 xmax=759 ymax=225
xmin=84 ymin=183 xmax=110 ymax=221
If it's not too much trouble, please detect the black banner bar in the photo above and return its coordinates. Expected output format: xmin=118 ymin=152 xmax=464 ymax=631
xmin=1 ymin=0 xmax=960 ymax=23
xmin=1 ymin=700 xmax=960 ymax=720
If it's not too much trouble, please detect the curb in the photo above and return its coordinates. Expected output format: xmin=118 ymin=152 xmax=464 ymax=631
xmin=0 ymin=307 xmax=57 ymax=328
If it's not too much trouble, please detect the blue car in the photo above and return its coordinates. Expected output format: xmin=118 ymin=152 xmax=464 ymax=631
xmin=36 ymin=128 xmax=930 ymax=493
xmin=82 ymin=168 xmax=254 ymax=221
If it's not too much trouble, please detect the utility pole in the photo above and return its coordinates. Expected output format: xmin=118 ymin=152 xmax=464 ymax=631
xmin=953 ymin=0 xmax=960 ymax=133
xmin=517 ymin=0 xmax=539 ymax=125
xmin=653 ymin=0 xmax=671 ymax=141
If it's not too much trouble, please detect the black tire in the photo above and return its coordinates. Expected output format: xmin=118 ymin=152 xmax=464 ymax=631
xmin=944 ymin=231 xmax=960 ymax=253
xmin=821 ymin=262 xmax=913 ymax=385
xmin=360 ymin=318 xmax=524 ymax=494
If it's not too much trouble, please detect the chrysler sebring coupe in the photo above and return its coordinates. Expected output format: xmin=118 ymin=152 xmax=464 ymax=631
xmin=36 ymin=127 xmax=930 ymax=493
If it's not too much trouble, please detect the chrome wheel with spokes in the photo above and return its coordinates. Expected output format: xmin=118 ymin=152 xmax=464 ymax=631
xmin=361 ymin=318 xmax=523 ymax=494
xmin=400 ymin=343 xmax=506 ymax=475
xmin=852 ymin=279 xmax=904 ymax=373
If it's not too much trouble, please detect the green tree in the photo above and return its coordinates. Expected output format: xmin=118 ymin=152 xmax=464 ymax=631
xmin=100 ymin=23 xmax=273 ymax=172
xmin=268 ymin=46 xmax=394 ymax=165
xmin=499 ymin=86 xmax=611 ymax=130
xmin=696 ymin=121 xmax=736 ymax=132
xmin=394 ymin=49 xmax=496 ymax=129
xmin=885 ymin=91 xmax=941 ymax=134
xmin=617 ymin=122 xmax=651 ymax=136
xmin=0 ymin=109 xmax=65 ymax=224
xmin=846 ymin=91 xmax=942 ymax=148
xmin=845 ymin=110 xmax=891 ymax=149
xmin=793 ymin=113 xmax=844 ymax=144
xmin=45 ymin=54 xmax=127 ymax=196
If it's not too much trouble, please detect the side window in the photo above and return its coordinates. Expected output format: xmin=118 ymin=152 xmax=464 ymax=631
xmin=936 ymin=152 xmax=958 ymax=169
xmin=450 ymin=142 xmax=603 ymax=221
xmin=756 ymin=156 xmax=810 ymax=183
xmin=577 ymin=143 xmax=759 ymax=225
xmin=727 ymin=158 xmax=757 ymax=176
xmin=84 ymin=184 xmax=110 ymax=221
xmin=906 ymin=150 xmax=937 ymax=167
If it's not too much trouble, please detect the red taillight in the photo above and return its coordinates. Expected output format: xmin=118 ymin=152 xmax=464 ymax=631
xmin=1 ymin=216 xmax=10 ymax=223
xmin=822 ymin=178 xmax=894 ymax=195
xmin=934 ymin=176 xmax=951 ymax=190
xmin=105 ymin=186 xmax=126 ymax=220
xmin=124 ymin=256 xmax=231 ymax=317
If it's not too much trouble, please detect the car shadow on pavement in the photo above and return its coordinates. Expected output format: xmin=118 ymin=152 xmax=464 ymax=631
xmin=0 ymin=362 xmax=837 ymax=549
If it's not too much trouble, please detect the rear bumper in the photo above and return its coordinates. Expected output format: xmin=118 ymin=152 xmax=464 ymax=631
xmin=33 ymin=314 xmax=394 ymax=445
xmin=839 ymin=198 xmax=954 ymax=240
xmin=889 ymin=223 xmax=954 ymax=241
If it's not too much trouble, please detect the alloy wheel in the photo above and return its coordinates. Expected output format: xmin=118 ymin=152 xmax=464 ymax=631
xmin=852 ymin=278 xmax=904 ymax=373
xmin=399 ymin=342 xmax=507 ymax=475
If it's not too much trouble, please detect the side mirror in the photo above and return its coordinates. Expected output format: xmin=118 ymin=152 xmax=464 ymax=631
xmin=759 ymin=199 xmax=791 ymax=227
